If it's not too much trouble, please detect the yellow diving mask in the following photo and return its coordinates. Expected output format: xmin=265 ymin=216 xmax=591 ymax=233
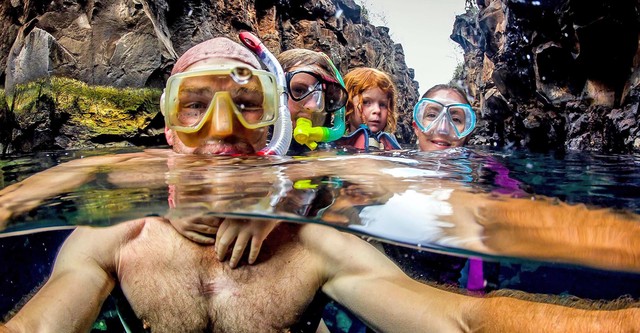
xmin=161 ymin=65 xmax=280 ymax=133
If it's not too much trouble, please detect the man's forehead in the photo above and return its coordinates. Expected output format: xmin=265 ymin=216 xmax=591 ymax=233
xmin=186 ymin=58 xmax=257 ymax=71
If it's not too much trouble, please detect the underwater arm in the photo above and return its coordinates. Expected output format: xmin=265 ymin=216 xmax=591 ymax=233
xmin=1 ymin=220 xmax=141 ymax=333
xmin=303 ymin=224 xmax=639 ymax=333
xmin=0 ymin=154 xmax=138 ymax=226
xmin=448 ymin=190 xmax=640 ymax=273
xmin=468 ymin=294 xmax=640 ymax=333
xmin=301 ymin=224 xmax=468 ymax=333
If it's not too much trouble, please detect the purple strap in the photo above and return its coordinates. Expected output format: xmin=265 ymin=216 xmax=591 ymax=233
xmin=466 ymin=258 xmax=485 ymax=291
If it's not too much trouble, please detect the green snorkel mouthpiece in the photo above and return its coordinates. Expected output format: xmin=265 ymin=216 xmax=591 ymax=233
xmin=294 ymin=118 xmax=329 ymax=150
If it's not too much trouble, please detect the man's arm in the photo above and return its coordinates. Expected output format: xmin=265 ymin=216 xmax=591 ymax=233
xmin=446 ymin=191 xmax=640 ymax=273
xmin=1 ymin=219 xmax=145 ymax=333
xmin=301 ymin=224 xmax=469 ymax=333
xmin=0 ymin=152 xmax=170 ymax=227
xmin=303 ymin=224 xmax=639 ymax=333
xmin=0 ymin=154 xmax=138 ymax=225
xmin=470 ymin=295 xmax=639 ymax=333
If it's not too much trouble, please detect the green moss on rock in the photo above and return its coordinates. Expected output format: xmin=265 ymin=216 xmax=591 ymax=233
xmin=9 ymin=77 xmax=162 ymax=137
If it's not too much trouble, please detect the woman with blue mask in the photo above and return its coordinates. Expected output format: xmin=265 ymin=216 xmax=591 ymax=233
xmin=413 ymin=84 xmax=476 ymax=151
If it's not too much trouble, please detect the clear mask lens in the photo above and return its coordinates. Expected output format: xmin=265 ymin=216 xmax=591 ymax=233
xmin=413 ymin=98 xmax=476 ymax=139
xmin=164 ymin=67 xmax=278 ymax=133
xmin=286 ymin=71 xmax=347 ymax=112
xmin=294 ymin=90 xmax=327 ymax=127
xmin=288 ymin=72 xmax=322 ymax=100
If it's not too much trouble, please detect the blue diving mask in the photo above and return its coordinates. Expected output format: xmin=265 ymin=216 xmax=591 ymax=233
xmin=413 ymin=98 xmax=476 ymax=139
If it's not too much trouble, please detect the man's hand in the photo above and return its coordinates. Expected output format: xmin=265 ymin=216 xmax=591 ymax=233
xmin=168 ymin=215 xmax=279 ymax=268
xmin=169 ymin=215 xmax=224 ymax=244
xmin=215 ymin=219 xmax=280 ymax=268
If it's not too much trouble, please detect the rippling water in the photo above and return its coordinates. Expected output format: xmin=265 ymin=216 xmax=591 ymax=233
xmin=1 ymin=146 xmax=639 ymax=320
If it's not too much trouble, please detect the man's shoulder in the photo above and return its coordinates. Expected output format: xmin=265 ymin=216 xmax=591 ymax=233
xmin=66 ymin=217 xmax=165 ymax=271
xmin=71 ymin=217 xmax=163 ymax=253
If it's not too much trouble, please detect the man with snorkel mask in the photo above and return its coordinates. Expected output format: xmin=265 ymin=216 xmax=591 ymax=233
xmin=162 ymin=36 xmax=290 ymax=156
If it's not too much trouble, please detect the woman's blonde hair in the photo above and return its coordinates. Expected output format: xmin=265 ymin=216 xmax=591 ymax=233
xmin=344 ymin=67 xmax=397 ymax=133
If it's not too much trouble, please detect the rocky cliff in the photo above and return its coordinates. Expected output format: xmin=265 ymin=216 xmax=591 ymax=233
xmin=452 ymin=0 xmax=640 ymax=153
xmin=3 ymin=0 xmax=638 ymax=155
xmin=0 ymin=0 xmax=419 ymax=154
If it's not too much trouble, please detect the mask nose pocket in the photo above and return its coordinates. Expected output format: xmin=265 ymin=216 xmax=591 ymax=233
xmin=208 ymin=92 xmax=235 ymax=136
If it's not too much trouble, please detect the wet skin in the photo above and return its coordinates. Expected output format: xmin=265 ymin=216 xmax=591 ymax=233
xmin=117 ymin=218 xmax=321 ymax=332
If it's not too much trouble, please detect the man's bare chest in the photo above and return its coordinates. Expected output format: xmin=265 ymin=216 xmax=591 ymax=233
xmin=117 ymin=222 xmax=321 ymax=333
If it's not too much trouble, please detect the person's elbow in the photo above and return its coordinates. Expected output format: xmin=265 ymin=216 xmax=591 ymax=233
xmin=0 ymin=321 xmax=23 ymax=333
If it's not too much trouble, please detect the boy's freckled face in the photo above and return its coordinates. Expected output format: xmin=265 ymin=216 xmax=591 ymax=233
xmin=351 ymin=88 xmax=389 ymax=133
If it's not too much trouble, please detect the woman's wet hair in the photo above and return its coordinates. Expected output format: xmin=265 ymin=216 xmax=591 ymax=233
xmin=422 ymin=84 xmax=471 ymax=105
xmin=344 ymin=67 xmax=398 ymax=133
xmin=277 ymin=49 xmax=336 ymax=81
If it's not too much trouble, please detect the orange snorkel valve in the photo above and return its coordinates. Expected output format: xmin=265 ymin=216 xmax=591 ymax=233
xmin=293 ymin=118 xmax=329 ymax=150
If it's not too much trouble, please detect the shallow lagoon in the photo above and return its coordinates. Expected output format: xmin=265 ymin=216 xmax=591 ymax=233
xmin=1 ymin=146 xmax=639 ymax=329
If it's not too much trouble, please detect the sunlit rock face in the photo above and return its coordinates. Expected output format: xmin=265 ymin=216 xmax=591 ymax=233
xmin=0 ymin=0 xmax=419 ymax=153
xmin=453 ymin=0 xmax=640 ymax=153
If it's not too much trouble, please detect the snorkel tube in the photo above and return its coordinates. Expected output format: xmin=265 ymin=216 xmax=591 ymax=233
xmin=239 ymin=31 xmax=292 ymax=156
xmin=293 ymin=53 xmax=346 ymax=150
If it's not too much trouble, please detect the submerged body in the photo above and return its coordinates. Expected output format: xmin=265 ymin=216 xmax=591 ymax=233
xmin=4 ymin=218 xmax=322 ymax=333
xmin=2 ymin=189 xmax=640 ymax=333
xmin=119 ymin=220 xmax=320 ymax=333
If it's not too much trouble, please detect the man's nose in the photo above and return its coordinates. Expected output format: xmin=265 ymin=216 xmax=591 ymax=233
xmin=206 ymin=95 xmax=235 ymax=137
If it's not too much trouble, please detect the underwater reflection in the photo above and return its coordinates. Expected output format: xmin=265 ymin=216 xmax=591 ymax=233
xmin=1 ymin=148 xmax=640 ymax=275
